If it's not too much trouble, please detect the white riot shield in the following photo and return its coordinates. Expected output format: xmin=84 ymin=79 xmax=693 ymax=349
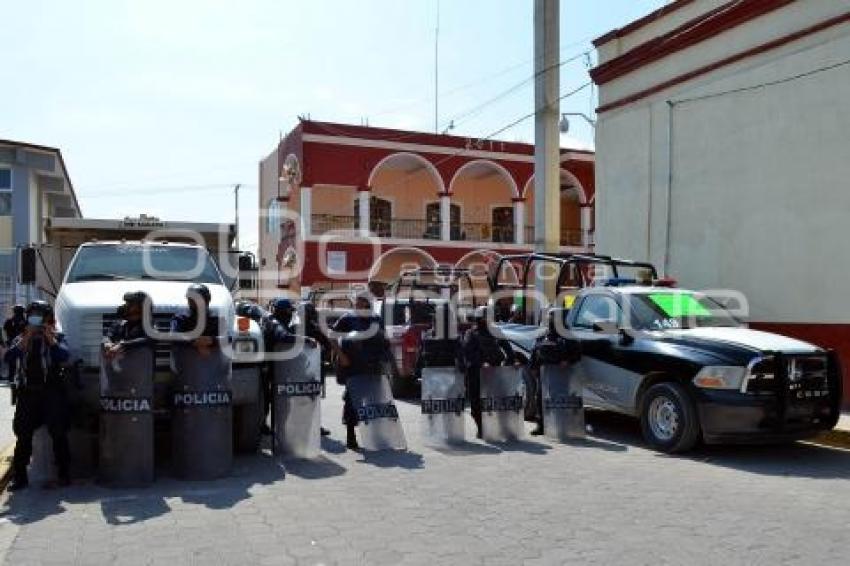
xmin=480 ymin=366 xmax=525 ymax=443
xmin=347 ymin=374 xmax=407 ymax=451
xmin=421 ymin=367 xmax=466 ymax=445
xmin=541 ymin=364 xmax=585 ymax=442
xmin=273 ymin=346 xmax=322 ymax=459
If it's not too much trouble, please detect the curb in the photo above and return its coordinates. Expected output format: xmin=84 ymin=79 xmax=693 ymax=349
xmin=810 ymin=428 xmax=850 ymax=450
xmin=0 ymin=442 xmax=13 ymax=491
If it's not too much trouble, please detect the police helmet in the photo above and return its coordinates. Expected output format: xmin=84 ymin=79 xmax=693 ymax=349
xmin=12 ymin=304 xmax=25 ymax=316
xmin=186 ymin=283 xmax=212 ymax=305
xmin=272 ymin=297 xmax=294 ymax=312
xmin=123 ymin=290 xmax=149 ymax=306
xmin=26 ymin=300 xmax=54 ymax=322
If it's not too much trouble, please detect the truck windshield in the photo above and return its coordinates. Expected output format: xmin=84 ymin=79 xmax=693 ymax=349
xmin=631 ymin=292 xmax=740 ymax=330
xmin=66 ymin=245 xmax=224 ymax=284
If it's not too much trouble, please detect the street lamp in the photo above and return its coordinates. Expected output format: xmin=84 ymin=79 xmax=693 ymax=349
xmin=559 ymin=112 xmax=596 ymax=133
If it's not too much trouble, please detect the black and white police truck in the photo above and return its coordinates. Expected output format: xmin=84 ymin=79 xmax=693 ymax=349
xmin=491 ymin=253 xmax=843 ymax=453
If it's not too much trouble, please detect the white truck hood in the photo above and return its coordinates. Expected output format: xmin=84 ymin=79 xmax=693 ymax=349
xmin=57 ymin=280 xmax=233 ymax=313
xmin=662 ymin=327 xmax=820 ymax=354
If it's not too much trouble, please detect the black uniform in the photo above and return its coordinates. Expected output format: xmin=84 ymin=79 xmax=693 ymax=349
xmin=5 ymin=332 xmax=72 ymax=485
xmin=170 ymin=310 xmax=221 ymax=338
xmin=260 ymin=313 xmax=301 ymax=430
xmin=458 ymin=322 xmax=515 ymax=436
xmin=3 ymin=313 xmax=26 ymax=346
xmin=104 ymin=318 xmax=152 ymax=349
xmin=528 ymin=329 xmax=582 ymax=432
xmin=333 ymin=313 xmax=391 ymax=444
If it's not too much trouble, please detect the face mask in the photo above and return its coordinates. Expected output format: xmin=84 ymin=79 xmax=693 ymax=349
xmin=27 ymin=315 xmax=44 ymax=327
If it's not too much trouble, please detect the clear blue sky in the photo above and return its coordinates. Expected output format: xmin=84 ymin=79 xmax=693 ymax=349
xmin=3 ymin=0 xmax=666 ymax=252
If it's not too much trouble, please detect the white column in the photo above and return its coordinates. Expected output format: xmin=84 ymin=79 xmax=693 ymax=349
xmin=513 ymin=200 xmax=525 ymax=245
xmin=440 ymin=193 xmax=451 ymax=241
xmin=300 ymin=186 xmax=312 ymax=237
xmin=358 ymin=190 xmax=370 ymax=236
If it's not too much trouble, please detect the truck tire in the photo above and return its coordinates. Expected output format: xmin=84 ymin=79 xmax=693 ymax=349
xmin=640 ymin=382 xmax=700 ymax=453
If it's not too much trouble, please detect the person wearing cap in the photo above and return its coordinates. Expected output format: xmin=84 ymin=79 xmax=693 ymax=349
xmin=457 ymin=305 xmax=516 ymax=439
xmin=4 ymin=300 xmax=71 ymax=490
xmin=103 ymin=291 xmax=153 ymax=360
xmin=332 ymin=293 xmax=389 ymax=450
xmin=171 ymin=283 xmax=220 ymax=354
xmin=527 ymin=308 xmax=582 ymax=436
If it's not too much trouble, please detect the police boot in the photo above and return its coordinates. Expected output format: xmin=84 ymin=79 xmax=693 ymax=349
xmin=346 ymin=424 xmax=359 ymax=450
xmin=530 ymin=423 xmax=544 ymax=436
xmin=320 ymin=427 xmax=331 ymax=437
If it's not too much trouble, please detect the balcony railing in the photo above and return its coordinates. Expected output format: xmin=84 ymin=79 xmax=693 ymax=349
xmin=310 ymin=214 xmax=588 ymax=246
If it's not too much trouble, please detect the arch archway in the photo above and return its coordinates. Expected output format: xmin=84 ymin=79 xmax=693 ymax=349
xmin=365 ymin=153 xmax=445 ymax=239
xmin=522 ymin=169 xmax=590 ymax=247
xmin=367 ymin=246 xmax=438 ymax=284
xmin=449 ymin=160 xmax=518 ymax=243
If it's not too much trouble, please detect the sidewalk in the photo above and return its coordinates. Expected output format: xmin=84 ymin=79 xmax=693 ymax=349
xmin=813 ymin=412 xmax=850 ymax=450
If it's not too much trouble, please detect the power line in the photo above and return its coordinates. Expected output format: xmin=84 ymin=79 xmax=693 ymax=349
xmin=81 ymin=183 xmax=257 ymax=198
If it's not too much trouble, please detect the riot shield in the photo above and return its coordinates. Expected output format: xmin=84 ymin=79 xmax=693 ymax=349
xmin=99 ymin=345 xmax=155 ymax=486
xmin=231 ymin=363 xmax=262 ymax=453
xmin=541 ymin=364 xmax=585 ymax=442
xmin=347 ymin=374 xmax=407 ymax=451
xmin=480 ymin=366 xmax=525 ymax=443
xmin=272 ymin=346 xmax=322 ymax=459
xmin=420 ymin=367 xmax=465 ymax=445
xmin=171 ymin=345 xmax=233 ymax=480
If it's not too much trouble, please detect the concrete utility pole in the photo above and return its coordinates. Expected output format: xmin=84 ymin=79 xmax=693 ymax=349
xmin=234 ymin=183 xmax=241 ymax=250
xmin=534 ymin=0 xmax=560 ymax=300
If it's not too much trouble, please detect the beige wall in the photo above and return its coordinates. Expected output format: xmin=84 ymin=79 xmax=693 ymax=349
xmin=451 ymin=173 xmax=514 ymax=225
xmin=371 ymin=168 xmax=441 ymax=219
xmin=0 ymin=216 xmax=11 ymax=249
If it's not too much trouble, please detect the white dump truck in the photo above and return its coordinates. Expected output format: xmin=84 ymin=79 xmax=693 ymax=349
xmin=52 ymin=240 xmax=265 ymax=471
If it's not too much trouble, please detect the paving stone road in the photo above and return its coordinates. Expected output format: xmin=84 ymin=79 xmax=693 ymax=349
xmin=1 ymin=380 xmax=849 ymax=566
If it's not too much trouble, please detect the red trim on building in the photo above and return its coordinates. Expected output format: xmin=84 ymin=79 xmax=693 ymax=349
xmin=591 ymin=0 xmax=794 ymax=86
xmin=751 ymin=322 xmax=850 ymax=408
xmin=596 ymin=9 xmax=850 ymax=113
xmin=592 ymin=0 xmax=697 ymax=47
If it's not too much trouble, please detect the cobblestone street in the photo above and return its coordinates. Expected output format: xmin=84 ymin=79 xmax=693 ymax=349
xmin=1 ymin=381 xmax=849 ymax=565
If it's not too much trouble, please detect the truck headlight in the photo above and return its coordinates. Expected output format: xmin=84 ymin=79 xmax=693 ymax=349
xmin=693 ymin=366 xmax=747 ymax=390
xmin=234 ymin=339 xmax=258 ymax=354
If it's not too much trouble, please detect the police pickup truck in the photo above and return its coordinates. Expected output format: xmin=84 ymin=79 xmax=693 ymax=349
xmin=492 ymin=253 xmax=843 ymax=453
xmin=54 ymin=241 xmax=264 ymax=452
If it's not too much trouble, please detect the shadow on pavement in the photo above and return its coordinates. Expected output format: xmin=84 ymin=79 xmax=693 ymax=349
xmin=429 ymin=442 xmax=503 ymax=456
xmin=1 ymin=451 xmax=284 ymax=526
xmin=283 ymin=455 xmax=347 ymax=480
xmin=549 ymin=436 xmax=627 ymax=452
xmin=357 ymin=449 xmax=425 ymax=470
xmin=320 ymin=435 xmax=347 ymax=455
xmin=488 ymin=439 xmax=551 ymax=455
xmin=586 ymin=409 xmax=850 ymax=479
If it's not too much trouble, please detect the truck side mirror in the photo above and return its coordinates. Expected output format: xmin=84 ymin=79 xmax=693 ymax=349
xmin=19 ymin=247 xmax=37 ymax=284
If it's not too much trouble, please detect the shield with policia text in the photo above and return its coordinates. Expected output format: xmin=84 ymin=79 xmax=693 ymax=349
xmin=480 ymin=366 xmax=525 ymax=443
xmin=273 ymin=345 xmax=322 ymax=459
xmin=421 ymin=367 xmax=466 ymax=445
xmin=347 ymin=374 xmax=407 ymax=451
xmin=99 ymin=344 xmax=155 ymax=486
xmin=171 ymin=345 xmax=233 ymax=480
xmin=541 ymin=364 xmax=585 ymax=442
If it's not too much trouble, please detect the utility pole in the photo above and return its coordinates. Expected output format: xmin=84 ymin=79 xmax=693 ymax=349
xmin=534 ymin=0 xmax=560 ymax=302
xmin=434 ymin=0 xmax=440 ymax=133
xmin=234 ymin=183 xmax=241 ymax=250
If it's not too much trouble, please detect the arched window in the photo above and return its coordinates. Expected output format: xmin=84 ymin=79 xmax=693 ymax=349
xmin=354 ymin=196 xmax=392 ymax=237
xmin=425 ymin=202 xmax=460 ymax=239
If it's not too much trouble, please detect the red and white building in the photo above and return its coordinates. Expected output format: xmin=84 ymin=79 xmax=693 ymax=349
xmin=258 ymin=120 xmax=595 ymax=296
xmin=591 ymin=0 xmax=850 ymax=404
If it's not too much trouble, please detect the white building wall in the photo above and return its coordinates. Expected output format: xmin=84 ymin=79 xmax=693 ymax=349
xmin=595 ymin=5 xmax=850 ymax=324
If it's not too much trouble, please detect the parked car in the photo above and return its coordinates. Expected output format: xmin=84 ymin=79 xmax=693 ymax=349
xmin=492 ymin=253 xmax=843 ymax=453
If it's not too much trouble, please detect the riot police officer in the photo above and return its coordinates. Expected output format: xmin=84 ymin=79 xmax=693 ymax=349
xmin=171 ymin=283 xmax=220 ymax=352
xmin=260 ymin=298 xmax=317 ymax=434
xmin=4 ymin=301 xmax=71 ymax=490
xmin=528 ymin=308 xmax=581 ymax=436
xmin=458 ymin=305 xmax=516 ymax=439
xmin=103 ymin=291 xmax=153 ymax=359
xmin=296 ymin=302 xmax=335 ymax=436
xmin=333 ymin=293 xmax=389 ymax=450
xmin=3 ymin=305 xmax=26 ymax=346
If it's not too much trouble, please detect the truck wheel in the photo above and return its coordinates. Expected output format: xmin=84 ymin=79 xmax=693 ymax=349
xmin=640 ymin=382 xmax=700 ymax=453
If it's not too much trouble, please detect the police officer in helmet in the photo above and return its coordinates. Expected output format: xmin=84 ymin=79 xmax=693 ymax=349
xmin=4 ymin=300 xmax=71 ymax=490
xmin=333 ymin=292 xmax=390 ymax=450
xmin=103 ymin=291 xmax=153 ymax=359
xmin=458 ymin=305 xmax=516 ymax=439
xmin=528 ymin=308 xmax=581 ymax=436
